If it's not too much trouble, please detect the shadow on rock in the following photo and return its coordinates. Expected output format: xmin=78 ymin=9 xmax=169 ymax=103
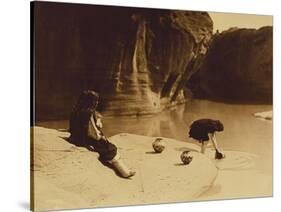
xmin=59 ymin=136 xmax=121 ymax=178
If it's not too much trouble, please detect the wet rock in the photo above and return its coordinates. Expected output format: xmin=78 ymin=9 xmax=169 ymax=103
xmin=254 ymin=110 xmax=272 ymax=120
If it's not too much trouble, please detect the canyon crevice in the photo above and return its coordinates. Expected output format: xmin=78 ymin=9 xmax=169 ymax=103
xmin=34 ymin=2 xmax=272 ymax=121
xmin=34 ymin=3 xmax=213 ymax=120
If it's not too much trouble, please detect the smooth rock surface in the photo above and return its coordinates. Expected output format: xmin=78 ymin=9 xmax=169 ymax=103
xmin=32 ymin=127 xmax=217 ymax=211
xmin=254 ymin=110 xmax=272 ymax=120
xmin=32 ymin=127 xmax=272 ymax=211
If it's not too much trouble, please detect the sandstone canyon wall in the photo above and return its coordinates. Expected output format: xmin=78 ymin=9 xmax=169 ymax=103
xmin=187 ymin=26 xmax=273 ymax=103
xmin=34 ymin=2 xmax=213 ymax=121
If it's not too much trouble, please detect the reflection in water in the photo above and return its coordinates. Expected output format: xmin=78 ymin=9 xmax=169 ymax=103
xmin=37 ymin=99 xmax=272 ymax=175
xmin=102 ymin=103 xmax=189 ymax=143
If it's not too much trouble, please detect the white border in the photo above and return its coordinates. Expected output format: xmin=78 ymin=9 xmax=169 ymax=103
xmin=0 ymin=0 xmax=279 ymax=211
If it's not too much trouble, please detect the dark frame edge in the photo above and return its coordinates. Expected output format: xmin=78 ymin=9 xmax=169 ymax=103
xmin=30 ymin=1 xmax=35 ymax=211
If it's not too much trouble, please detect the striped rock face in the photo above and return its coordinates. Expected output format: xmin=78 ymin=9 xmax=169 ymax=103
xmin=33 ymin=2 xmax=213 ymax=121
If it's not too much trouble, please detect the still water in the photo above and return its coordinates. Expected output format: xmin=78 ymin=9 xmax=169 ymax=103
xmin=37 ymin=99 xmax=273 ymax=175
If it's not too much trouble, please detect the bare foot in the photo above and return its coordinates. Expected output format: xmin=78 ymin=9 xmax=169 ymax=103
xmin=124 ymin=170 xmax=136 ymax=178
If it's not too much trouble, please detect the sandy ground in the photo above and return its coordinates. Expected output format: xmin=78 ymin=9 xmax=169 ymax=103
xmin=31 ymin=127 xmax=272 ymax=211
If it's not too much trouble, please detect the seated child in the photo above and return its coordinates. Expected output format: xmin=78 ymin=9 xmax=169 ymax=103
xmin=69 ymin=90 xmax=135 ymax=178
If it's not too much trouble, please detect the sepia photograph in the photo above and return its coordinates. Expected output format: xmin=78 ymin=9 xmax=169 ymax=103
xmin=31 ymin=1 xmax=273 ymax=211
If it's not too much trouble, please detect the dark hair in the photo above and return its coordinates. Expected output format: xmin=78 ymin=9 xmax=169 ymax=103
xmin=73 ymin=90 xmax=99 ymax=112
xmin=215 ymin=120 xmax=224 ymax=132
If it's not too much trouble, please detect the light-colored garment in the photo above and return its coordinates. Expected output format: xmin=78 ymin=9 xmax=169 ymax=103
xmin=88 ymin=114 xmax=102 ymax=140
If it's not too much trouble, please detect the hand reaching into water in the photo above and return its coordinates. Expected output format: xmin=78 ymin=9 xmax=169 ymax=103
xmin=215 ymin=149 xmax=225 ymax=160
